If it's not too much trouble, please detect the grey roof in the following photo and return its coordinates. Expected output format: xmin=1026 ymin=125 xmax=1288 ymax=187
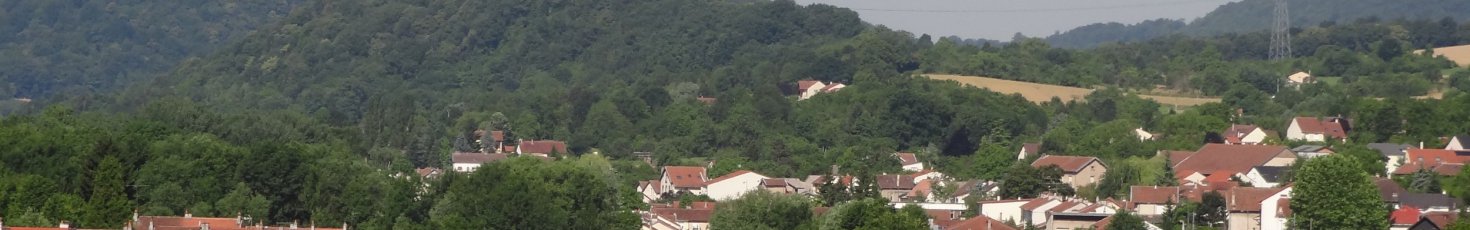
xmin=1290 ymin=145 xmax=1328 ymax=152
xmin=1452 ymin=136 xmax=1470 ymax=149
xmin=1252 ymin=166 xmax=1291 ymax=183
xmin=1368 ymin=143 xmax=1412 ymax=157
xmin=1399 ymin=193 xmax=1463 ymax=209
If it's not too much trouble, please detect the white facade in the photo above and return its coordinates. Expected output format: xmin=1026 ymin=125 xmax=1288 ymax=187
xmin=1260 ymin=187 xmax=1292 ymax=230
xmin=1386 ymin=155 xmax=1405 ymax=176
xmin=902 ymin=162 xmax=924 ymax=172
xmin=798 ymin=81 xmax=827 ymax=100
xmin=1025 ymin=201 xmax=1062 ymax=226
xmin=1448 ymin=137 xmax=1467 ymax=150
xmin=1135 ymin=128 xmax=1157 ymax=141
xmin=1239 ymin=128 xmax=1271 ymax=145
xmin=1242 ymin=170 xmax=1280 ymax=188
xmin=705 ymin=172 xmax=769 ymax=200
xmin=978 ymin=200 xmax=1032 ymax=224
xmin=452 ymin=163 xmax=481 ymax=173
xmin=1285 ymin=119 xmax=1326 ymax=142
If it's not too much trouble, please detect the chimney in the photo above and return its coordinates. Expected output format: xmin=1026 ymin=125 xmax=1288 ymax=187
xmin=292 ymin=220 xmax=299 ymax=229
xmin=184 ymin=210 xmax=192 ymax=218
xmin=1421 ymin=142 xmax=1425 ymax=149
xmin=344 ymin=222 xmax=349 ymax=230
xmin=59 ymin=220 xmax=70 ymax=229
xmin=133 ymin=208 xmax=139 ymax=222
xmin=1 ymin=216 xmax=5 ymax=228
xmin=235 ymin=212 xmax=242 ymax=227
xmin=201 ymin=222 xmax=209 ymax=230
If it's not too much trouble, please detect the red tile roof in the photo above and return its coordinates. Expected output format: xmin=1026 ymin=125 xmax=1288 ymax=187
xmin=129 ymin=215 xmax=346 ymax=230
xmin=797 ymin=80 xmax=822 ymax=91
xmin=1129 ymin=186 xmax=1181 ymax=205
xmin=451 ymin=152 xmax=509 ymax=164
xmin=1395 ymin=149 xmax=1470 ymax=175
xmin=705 ymin=170 xmax=762 ymax=186
xmin=896 ymin=152 xmax=920 ymax=165
xmin=651 ymin=207 xmax=714 ymax=223
xmin=1166 ymin=151 xmax=1194 ymax=167
xmin=909 ymin=179 xmax=935 ymax=197
xmin=762 ymin=178 xmax=788 ymax=187
xmin=1392 ymin=206 xmax=1423 ymax=225
xmin=1223 ymin=187 xmax=1283 ymax=212
xmin=876 ymin=175 xmax=916 ymax=190
xmin=696 ymin=96 xmax=717 ymax=105
xmin=1424 ymin=212 xmax=1458 ymax=228
xmin=1223 ymin=124 xmax=1261 ymax=144
xmin=1091 ymin=215 xmax=1115 ymax=230
xmin=1293 ymin=117 xmax=1349 ymax=139
xmin=1048 ymin=201 xmax=1080 ymax=213
xmin=664 ymin=166 xmax=708 ymax=189
xmin=1020 ymin=199 xmax=1055 ymax=211
xmin=518 ymin=140 xmax=567 ymax=155
xmin=1022 ymin=143 xmax=1041 ymax=155
xmin=415 ymin=167 xmax=442 ymax=177
xmin=490 ymin=131 xmax=505 ymax=142
xmin=1030 ymin=155 xmax=1101 ymax=173
xmin=944 ymin=215 xmax=1019 ymax=230
xmin=1174 ymin=144 xmax=1290 ymax=177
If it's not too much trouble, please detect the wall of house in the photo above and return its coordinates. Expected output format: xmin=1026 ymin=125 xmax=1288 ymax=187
xmin=1070 ymin=162 xmax=1107 ymax=188
xmin=1027 ymin=202 xmax=1062 ymax=226
xmin=1136 ymin=204 xmax=1170 ymax=216
xmin=1265 ymin=151 xmax=1297 ymax=167
xmin=798 ymin=82 xmax=826 ymax=100
xmin=880 ymin=189 xmax=908 ymax=203
xmin=1449 ymin=138 xmax=1466 ymax=150
xmin=1243 ymin=129 xmax=1270 ymax=144
xmin=1285 ymin=121 xmax=1326 ymax=142
xmin=706 ymin=173 xmax=769 ymax=200
xmin=1228 ymin=213 xmax=1262 ymax=230
xmin=1386 ymin=155 xmax=1404 ymax=175
xmin=902 ymin=163 xmax=924 ymax=172
xmin=1046 ymin=218 xmax=1099 ymax=230
xmin=452 ymin=163 xmax=480 ymax=172
xmin=1244 ymin=171 xmax=1279 ymax=188
xmin=979 ymin=201 xmax=1030 ymax=224
xmin=1260 ymin=188 xmax=1291 ymax=230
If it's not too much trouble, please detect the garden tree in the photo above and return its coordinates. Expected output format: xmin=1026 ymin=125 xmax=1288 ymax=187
xmin=1407 ymin=169 xmax=1443 ymax=193
xmin=1094 ymin=160 xmax=1140 ymax=199
xmin=430 ymin=157 xmax=638 ymax=229
xmin=1352 ymin=99 xmax=1404 ymax=143
xmin=83 ymin=156 xmax=130 ymax=228
xmin=1158 ymin=154 xmax=1179 ymax=186
xmin=818 ymin=199 xmax=929 ymax=230
xmin=1292 ymin=155 xmax=1388 ymax=229
xmin=997 ymin=165 xmax=1074 ymax=199
xmin=1332 ymin=144 xmax=1388 ymax=177
xmin=1106 ymin=211 xmax=1147 ymax=230
xmin=1195 ymin=191 xmax=1226 ymax=227
xmin=709 ymin=191 xmax=813 ymax=230
xmin=215 ymin=183 xmax=270 ymax=224
xmin=1447 ymin=166 xmax=1470 ymax=205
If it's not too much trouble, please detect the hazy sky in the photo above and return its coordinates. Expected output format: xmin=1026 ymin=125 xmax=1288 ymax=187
xmin=793 ymin=0 xmax=1240 ymax=40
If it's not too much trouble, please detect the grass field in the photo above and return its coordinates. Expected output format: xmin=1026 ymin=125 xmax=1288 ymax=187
xmin=1417 ymin=44 xmax=1470 ymax=67
xmin=925 ymin=74 xmax=1221 ymax=107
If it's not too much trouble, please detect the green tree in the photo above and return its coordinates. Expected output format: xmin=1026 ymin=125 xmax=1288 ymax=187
xmin=818 ymin=199 xmax=928 ymax=230
xmin=997 ymin=165 xmax=1074 ymax=199
xmin=216 ymin=183 xmax=271 ymax=224
xmin=709 ymin=191 xmax=813 ymax=230
xmin=1291 ymin=155 xmax=1388 ymax=229
xmin=83 ymin=156 xmax=131 ymax=228
xmin=1106 ymin=211 xmax=1147 ymax=230
xmin=1196 ymin=191 xmax=1226 ymax=227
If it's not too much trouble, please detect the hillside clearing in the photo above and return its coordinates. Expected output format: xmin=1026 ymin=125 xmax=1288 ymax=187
xmin=1417 ymin=44 xmax=1470 ymax=67
xmin=925 ymin=74 xmax=1222 ymax=107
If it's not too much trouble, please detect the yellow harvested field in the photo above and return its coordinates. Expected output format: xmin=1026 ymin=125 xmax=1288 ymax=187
xmin=925 ymin=74 xmax=1221 ymax=106
xmin=1417 ymin=44 xmax=1470 ymax=67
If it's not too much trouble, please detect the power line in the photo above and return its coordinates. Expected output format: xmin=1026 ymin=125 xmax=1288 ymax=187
xmin=846 ymin=0 xmax=1224 ymax=13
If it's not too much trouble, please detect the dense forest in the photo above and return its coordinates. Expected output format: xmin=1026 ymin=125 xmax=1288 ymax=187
xmin=1 ymin=0 xmax=1470 ymax=229
xmin=0 ymin=0 xmax=300 ymax=100
xmin=1044 ymin=0 xmax=1470 ymax=48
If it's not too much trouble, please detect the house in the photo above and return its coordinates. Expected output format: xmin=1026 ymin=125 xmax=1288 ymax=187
xmin=876 ymin=174 xmax=917 ymax=202
xmin=1029 ymin=155 xmax=1107 ymax=188
xmin=1285 ymin=116 xmax=1350 ymax=142
xmin=450 ymin=152 xmax=509 ymax=172
xmin=1172 ymin=144 xmax=1296 ymax=185
xmin=645 ymin=202 xmax=715 ymax=230
xmin=1408 ymin=212 xmax=1458 ymax=230
xmin=942 ymin=215 xmax=1017 ymax=230
xmin=977 ymin=199 xmax=1033 ymax=224
xmin=1046 ymin=212 xmax=1112 ymax=230
xmin=1129 ymin=186 xmax=1186 ymax=216
xmin=1379 ymin=177 xmax=1411 ymax=203
xmin=704 ymin=170 xmax=770 ymax=200
xmin=2 ymin=220 xmax=75 ymax=230
xmin=797 ymin=80 xmax=827 ymax=100
xmin=1398 ymin=193 xmax=1463 ymax=212
xmin=638 ymin=180 xmax=664 ymax=203
xmin=126 ymin=212 xmax=345 ymax=230
xmin=1446 ymin=135 xmax=1470 ymax=150
xmin=1134 ymin=128 xmax=1157 ymax=141
xmin=1392 ymin=149 xmax=1470 ymax=177
xmin=761 ymin=178 xmax=794 ymax=194
xmin=1393 ymin=206 xmax=1423 ymax=230
xmin=475 ymin=130 xmax=507 ymax=153
xmin=1223 ymin=124 xmax=1274 ymax=145
xmin=1371 ymin=143 xmax=1415 ymax=174
xmin=516 ymin=140 xmax=567 ymax=158
xmin=1223 ymin=187 xmax=1284 ymax=230
xmin=1241 ymin=166 xmax=1290 ymax=188
xmin=1019 ymin=199 xmax=1062 ymax=226
xmin=696 ymin=96 xmax=717 ymax=105
xmin=1018 ymin=143 xmax=1041 ymax=161
xmin=896 ymin=152 xmax=924 ymax=171
xmin=415 ymin=167 xmax=443 ymax=179
xmin=1259 ymin=186 xmax=1292 ymax=230
xmin=1290 ymin=145 xmax=1334 ymax=158
xmin=1285 ymin=71 xmax=1313 ymax=87
xmin=660 ymin=166 xmax=709 ymax=194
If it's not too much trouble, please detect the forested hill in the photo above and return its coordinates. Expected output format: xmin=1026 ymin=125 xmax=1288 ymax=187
xmin=1043 ymin=0 xmax=1470 ymax=48
xmin=0 ymin=0 xmax=299 ymax=100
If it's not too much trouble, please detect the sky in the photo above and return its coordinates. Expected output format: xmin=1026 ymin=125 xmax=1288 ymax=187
xmin=792 ymin=0 xmax=1240 ymax=41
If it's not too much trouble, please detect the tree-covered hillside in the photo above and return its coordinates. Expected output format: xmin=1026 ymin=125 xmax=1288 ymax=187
xmin=1043 ymin=0 xmax=1470 ymax=48
xmin=0 ymin=0 xmax=299 ymax=99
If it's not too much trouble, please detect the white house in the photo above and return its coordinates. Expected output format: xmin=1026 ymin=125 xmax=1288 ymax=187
xmin=1130 ymin=186 xmax=1183 ymax=216
xmin=660 ymin=166 xmax=709 ymax=194
xmin=1224 ymin=124 xmax=1272 ymax=145
xmin=1135 ymin=128 xmax=1157 ymax=141
xmin=704 ymin=170 xmax=770 ymax=200
xmin=1241 ymin=166 xmax=1290 ymax=188
xmin=896 ymin=152 xmax=924 ymax=171
xmin=450 ymin=152 xmax=508 ymax=172
xmin=1021 ymin=199 xmax=1062 ymax=226
xmin=1285 ymin=71 xmax=1313 ymax=88
xmin=1259 ymin=187 xmax=1292 ymax=230
xmin=1446 ymin=135 xmax=1470 ymax=150
xmin=1286 ymin=117 xmax=1349 ymax=142
xmin=977 ymin=199 xmax=1033 ymax=224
